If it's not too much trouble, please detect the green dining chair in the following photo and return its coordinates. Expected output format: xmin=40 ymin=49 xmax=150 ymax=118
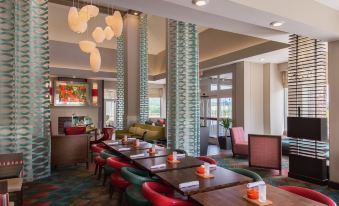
xmin=121 ymin=167 xmax=158 ymax=206
xmin=229 ymin=168 xmax=263 ymax=182
xmin=100 ymin=150 xmax=120 ymax=185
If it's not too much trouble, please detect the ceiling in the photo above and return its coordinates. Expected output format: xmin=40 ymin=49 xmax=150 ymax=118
xmin=107 ymin=0 xmax=339 ymax=42
xmin=314 ymin=0 xmax=339 ymax=11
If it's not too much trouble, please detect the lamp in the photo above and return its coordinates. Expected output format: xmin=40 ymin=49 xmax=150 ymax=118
xmin=104 ymin=26 xmax=114 ymax=40
xmin=90 ymin=48 xmax=101 ymax=72
xmin=68 ymin=7 xmax=79 ymax=31
xmin=92 ymin=27 xmax=105 ymax=43
xmin=79 ymin=40 xmax=96 ymax=53
xmin=106 ymin=11 xmax=123 ymax=37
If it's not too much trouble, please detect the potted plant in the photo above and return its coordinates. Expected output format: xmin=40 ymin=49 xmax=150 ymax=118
xmin=218 ymin=118 xmax=232 ymax=149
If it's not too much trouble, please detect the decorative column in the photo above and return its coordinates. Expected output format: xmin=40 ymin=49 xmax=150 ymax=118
xmin=287 ymin=34 xmax=328 ymax=184
xmin=138 ymin=14 xmax=149 ymax=123
xmin=116 ymin=32 xmax=126 ymax=130
xmin=167 ymin=20 xmax=200 ymax=156
xmin=0 ymin=0 xmax=50 ymax=181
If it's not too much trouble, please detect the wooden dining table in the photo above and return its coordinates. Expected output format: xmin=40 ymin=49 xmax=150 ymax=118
xmin=156 ymin=166 xmax=251 ymax=196
xmin=134 ymin=156 xmax=204 ymax=173
xmin=191 ymin=184 xmax=327 ymax=206
xmin=119 ymin=147 xmax=169 ymax=160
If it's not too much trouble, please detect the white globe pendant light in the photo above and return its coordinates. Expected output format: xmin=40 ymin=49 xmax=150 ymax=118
xmin=92 ymin=27 xmax=105 ymax=43
xmin=90 ymin=48 xmax=101 ymax=72
xmin=111 ymin=11 xmax=123 ymax=37
xmin=84 ymin=5 xmax=99 ymax=18
xmin=75 ymin=20 xmax=88 ymax=33
xmin=79 ymin=40 xmax=96 ymax=53
xmin=79 ymin=8 xmax=91 ymax=22
xmin=104 ymin=26 xmax=114 ymax=40
xmin=105 ymin=15 xmax=114 ymax=27
xmin=68 ymin=7 xmax=79 ymax=32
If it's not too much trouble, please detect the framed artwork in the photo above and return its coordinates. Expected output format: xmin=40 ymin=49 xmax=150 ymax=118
xmin=54 ymin=81 xmax=88 ymax=106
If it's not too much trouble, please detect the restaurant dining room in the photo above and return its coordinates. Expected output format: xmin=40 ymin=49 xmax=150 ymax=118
xmin=2 ymin=0 xmax=339 ymax=206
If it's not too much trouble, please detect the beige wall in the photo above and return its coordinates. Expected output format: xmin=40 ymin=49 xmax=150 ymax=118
xmin=263 ymin=63 xmax=285 ymax=135
xmin=328 ymin=40 xmax=339 ymax=184
xmin=234 ymin=62 xmax=284 ymax=137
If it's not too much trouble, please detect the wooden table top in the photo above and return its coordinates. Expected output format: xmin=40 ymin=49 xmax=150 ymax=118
xmin=156 ymin=166 xmax=251 ymax=196
xmin=191 ymin=184 xmax=327 ymax=206
xmin=119 ymin=148 xmax=169 ymax=160
xmin=134 ymin=156 xmax=204 ymax=173
xmin=0 ymin=165 xmax=23 ymax=180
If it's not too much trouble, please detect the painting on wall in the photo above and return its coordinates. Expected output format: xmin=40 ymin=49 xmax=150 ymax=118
xmin=54 ymin=81 xmax=88 ymax=106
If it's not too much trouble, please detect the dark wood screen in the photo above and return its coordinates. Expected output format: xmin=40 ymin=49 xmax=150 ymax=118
xmin=287 ymin=35 xmax=328 ymax=183
xmin=288 ymin=34 xmax=327 ymax=118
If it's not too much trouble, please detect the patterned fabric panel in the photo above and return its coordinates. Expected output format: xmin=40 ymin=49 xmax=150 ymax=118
xmin=138 ymin=14 xmax=149 ymax=123
xmin=166 ymin=20 xmax=200 ymax=156
xmin=0 ymin=0 xmax=50 ymax=181
xmin=116 ymin=32 xmax=126 ymax=130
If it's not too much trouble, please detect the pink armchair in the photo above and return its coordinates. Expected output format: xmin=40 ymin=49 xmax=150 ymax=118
xmin=230 ymin=127 xmax=248 ymax=157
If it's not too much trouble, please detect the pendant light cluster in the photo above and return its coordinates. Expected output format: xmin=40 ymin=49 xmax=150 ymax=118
xmin=67 ymin=2 xmax=123 ymax=72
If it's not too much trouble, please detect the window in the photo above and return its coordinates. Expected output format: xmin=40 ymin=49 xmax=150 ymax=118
xmin=210 ymin=84 xmax=218 ymax=91
xmin=104 ymin=89 xmax=116 ymax=127
xmin=220 ymin=84 xmax=232 ymax=90
xmin=149 ymin=97 xmax=161 ymax=118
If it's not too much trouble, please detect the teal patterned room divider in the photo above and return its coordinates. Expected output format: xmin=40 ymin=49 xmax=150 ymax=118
xmin=138 ymin=14 xmax=149 ymax=123
xmin=116 ymin=32 xmax=126 ymax=130
xmin=167 ymin=19 xmax=200 ymax=156
xmin=0 ymin=0 xmax=50 ymax=181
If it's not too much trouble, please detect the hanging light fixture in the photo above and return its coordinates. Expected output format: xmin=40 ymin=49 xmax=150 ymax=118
xmin=104 ymin=26 xmax=114 ymax=40
xmin=68 ymin=7 xmax=80 ymax=32
xmin=79 ymin=40 xmax=96 ymax=53
xmin=106 ymin=11 xmax=123 ymax=37
xmin=92 ymin=27 xmax=105 ymax=43
xmin=90 ymin=48 xmax=101 ymax=72
xmin=79 ymin=5 xmax=99 ymax=22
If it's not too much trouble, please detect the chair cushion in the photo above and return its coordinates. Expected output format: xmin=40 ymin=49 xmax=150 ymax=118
xmin=135 ymin=128 xmax=146 ymax=136
xmin=94 ymin=156 xmax=106 ymax=166
xmin=103 ymin=165 xmax=117 ymax=175
xmin=129 ymin=127 xmax=137 ymax=134
xmin=100 ymin=150 xmax=117 ymax=159
xmin=126 ymin=185 xmax=151 ymax=206
xmin=111 ymin=172 xmax=130 ymax=190
xmin=234 ymin=143 xmax=248 ymax=155
xmin=6 ymin=178 xmax=23 ymax=192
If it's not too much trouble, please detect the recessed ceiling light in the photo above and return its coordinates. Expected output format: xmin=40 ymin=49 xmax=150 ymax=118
xmin=270 ymin=21 xmax=285 ymax=27
xmin=192 ymin=0 xmax=209 ymax=6
xmin=260 ymin=58 xmax=265 ymax=62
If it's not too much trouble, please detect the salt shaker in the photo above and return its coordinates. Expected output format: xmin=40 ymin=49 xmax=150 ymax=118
xmin=204 ymin=163 xmax=210 ymax=177
xmin=173 ymin=151 xmax=177 ymax=161
xmin=258 ymin=184 xmax=267 ymax=203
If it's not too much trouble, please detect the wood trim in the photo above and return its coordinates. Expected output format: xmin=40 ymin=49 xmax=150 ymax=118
xmin=49 ymin=0 xmax=127 ymax=16
xmin=248 ymin=134 xmax=282 ymax=172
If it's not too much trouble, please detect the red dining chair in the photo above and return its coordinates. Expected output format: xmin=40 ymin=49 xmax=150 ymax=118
xmin=90 ymin=128 xmax=114 ymax=161
xmin=142 ymin=182 xmax=197 ymax=206
xmin=108 ymin=157 xmax=134 ymax=200
xmin=278 ymin=186 xmax=337 ymax=206
xmin=230 ymin=127 xmax=248 ymax=156
xmin=196 ymin=156 xmax=217 ymax=165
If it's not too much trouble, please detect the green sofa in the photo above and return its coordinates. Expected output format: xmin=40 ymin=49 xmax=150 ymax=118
xmin=116 ymin=123 xmax=165 ymax=142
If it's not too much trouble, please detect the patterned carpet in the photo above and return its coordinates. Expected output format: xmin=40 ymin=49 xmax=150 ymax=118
xmin=22 ymin=154 xmax=339 ymax=205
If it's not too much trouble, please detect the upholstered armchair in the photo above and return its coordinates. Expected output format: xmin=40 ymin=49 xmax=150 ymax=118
xmin=230 ymin=127 xmax=248 ymax=157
